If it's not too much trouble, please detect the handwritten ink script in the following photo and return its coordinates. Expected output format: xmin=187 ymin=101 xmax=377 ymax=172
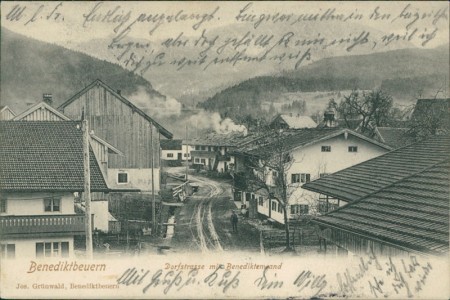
xmin=111 ymin=254 xmax=436 ymax=298
xmin=3 ymin=2 xmax=448 ymax=75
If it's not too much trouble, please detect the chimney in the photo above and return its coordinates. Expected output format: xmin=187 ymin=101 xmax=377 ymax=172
xmin=117 ymin=90 xmax=121 ymax=95
xmin=43 ymin=93 xmax=53 ymax=106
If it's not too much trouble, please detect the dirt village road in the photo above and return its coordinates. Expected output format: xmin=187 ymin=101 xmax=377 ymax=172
xmin=167 ymin=169 xmax=261 ymax=254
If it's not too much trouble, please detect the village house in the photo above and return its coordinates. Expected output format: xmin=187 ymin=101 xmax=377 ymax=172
xmin=302 ymin=135 xmax=450 ymax=256
xmin=12 ymin=98 xmax=123 ymax=233
xmin=0 ymin=121 xmax=110 ymax=258
xmin=0 ymin=105 xmax=16 ymax=120
xmin=270 ymin=113 xmax=317 ymax=130
xmin=233 ymin=127 xmax=392 ymax=224
xmin=58 ymin=79 xmax=173 ymax=192
xmin=161 ymin=139 xmax=191 ymax=162
xmin=186 ymin=132 xmax=243 ymax=173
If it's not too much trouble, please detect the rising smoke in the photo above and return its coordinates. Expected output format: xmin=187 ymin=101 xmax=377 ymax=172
xmin=128 ymin=86 xmax=247 ymax=138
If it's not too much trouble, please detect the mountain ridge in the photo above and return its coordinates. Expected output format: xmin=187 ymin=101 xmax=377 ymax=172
xmin=0 ymin=27 xmax=165 ymax=114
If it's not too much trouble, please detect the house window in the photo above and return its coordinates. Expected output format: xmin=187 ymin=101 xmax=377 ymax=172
xmin=167 ymin=153 xmax=174 ymax=158
xmin=184 ymin=153 xmax=189 ymax=157
xmin=348 ymin=146 xmax=358 ymax=152
xmin=200 ymin=159 xmax=206 ymax=164
xmin=321 ymin=146 xmax=331 ymax=152
xmin=291 ymin=173 xmax=310 ymax=183
xmin=194 ymin=158 xmax=200 ymax=163
xmin=318 ymin=201 xmax=339 ymax=213
xmin=36 ymin=242 xmax=69 ymax=258
xmin=277 ymin=203 xmax=283 ymax=213
xmin=291 ymin=204 xmax=309 ymax=215
xmin=0 ymin=244 xmax=15 ymax=259
xmin=0 ymin=195 xmax=6 ymax=213
xmin=117 ymin=172 xmax=128 ymax=184
xmin=195 ymin=146 xmax=200 ymax=150
xmin=271 ymin=201 xmax=277 ymax=211
xmin=44 ymin=197 xmax=60 ymax=212
xmin=201 ymin=146 xmax=206 ymax=151
xmin=258 ymin=197 xmax=264 ymax=206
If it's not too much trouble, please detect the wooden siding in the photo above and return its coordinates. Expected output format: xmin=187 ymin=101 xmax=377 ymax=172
xmin=0 ymin=108 xmax=16 ymax=120
xmin=60 ymin=84 xmax=160 ymax=169
xmin=20 ymin=107 xmax=65 ymax=121
xmin=320 ymin=227 xmax=411 ymax=257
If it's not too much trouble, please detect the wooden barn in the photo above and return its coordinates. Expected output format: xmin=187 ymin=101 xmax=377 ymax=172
xmin=58 ymin=79 xmax=173 ymax=192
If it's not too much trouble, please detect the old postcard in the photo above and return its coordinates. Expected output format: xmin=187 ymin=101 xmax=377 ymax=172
xmin=1 ymin=1 xmax=449 ymax=299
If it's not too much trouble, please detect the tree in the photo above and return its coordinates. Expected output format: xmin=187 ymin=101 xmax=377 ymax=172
xmin=334 ymin=90 xmax=393 ymax=134
xmin=408 ymin=98 xmax=450 ymax=139
xmin=240 ymin=131 xmax=300 ymax=252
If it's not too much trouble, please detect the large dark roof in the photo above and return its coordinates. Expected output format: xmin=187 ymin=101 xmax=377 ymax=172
xmin=160 ymin=139 xmax=182 ymax=150
xmin=58 ymin=79 xmax=173 ymax=139
xmin=0 ymin=121 xmax=109 ymax=192
xmin=313 ymin=159 xmax=449 ymax=255
xmin=186 ymin=132 xmax=244 ymax=147
xmin=302 ymin=134 xmax=450 ymax=202
xmin=375 ymin=127 xmax=415 ymax=149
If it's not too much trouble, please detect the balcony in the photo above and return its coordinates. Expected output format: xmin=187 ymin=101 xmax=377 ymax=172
xmin=0 ymin=214 xmax=85 ymax=237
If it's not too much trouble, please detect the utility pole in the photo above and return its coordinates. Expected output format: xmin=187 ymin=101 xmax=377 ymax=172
xmin=82 ymin=112 xmax=93 ymax=259
xmin=185 ymin=125 xmax=189 ymax=181
xmin=150 ymin=123 xmax=156 ymax=235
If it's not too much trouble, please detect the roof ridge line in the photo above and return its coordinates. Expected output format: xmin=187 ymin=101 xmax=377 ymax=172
xmin=58 ymin=79 xmax=173 ymax=139
xmin=318 ymin=157 xmax=450 ymax=216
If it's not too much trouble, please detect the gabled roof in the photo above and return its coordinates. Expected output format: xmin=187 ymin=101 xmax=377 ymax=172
xmin=161 ymin=139 xmax=182 ymax=150
xmin=313 ymin=159 xmax=449 ymax=256
xmin=271 ymin=114 xmax=317 ymax=129
xmin=302 ymin=134 xmax=450 ymax=202
xmin=374 ymin=127 xmax=415 ymax=149
xmin=0 ymin=121 xmax=109 ymax=192
xmin=58 ymin=79 xmax=173 ymax=139
xmin=13 ymin=102 xmax=123 ymax=155
xmin=0 ymin=106 xmax=16 ymax=120
xmin=14 ymin=101 xmax=71 ymax=121
xmin=239 ymin=128 xmax=392 ymax=157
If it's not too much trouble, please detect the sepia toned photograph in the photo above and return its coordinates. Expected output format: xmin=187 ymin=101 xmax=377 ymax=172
xmin=0 ymin=1 xmax=449 ymax=299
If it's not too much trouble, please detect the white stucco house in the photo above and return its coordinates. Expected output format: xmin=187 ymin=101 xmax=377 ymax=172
xmin=233 ymin=128 xmax=392 ymax=224
xmin=0 ymin=121 xmax=110 ymax=258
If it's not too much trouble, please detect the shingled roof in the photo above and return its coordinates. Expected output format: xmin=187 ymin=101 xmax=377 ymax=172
xmin=160 ymin=139 xmax=182 ymax=150
xmin=313 ymin=159 xmax=449 ymax=255
xmin=374 ymin=127 xmax=415 ymax=149
xmin=0 ymin=121 xmax=109 ymax=192
xmin=302 ymin=134 xmax=450 ymax=202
